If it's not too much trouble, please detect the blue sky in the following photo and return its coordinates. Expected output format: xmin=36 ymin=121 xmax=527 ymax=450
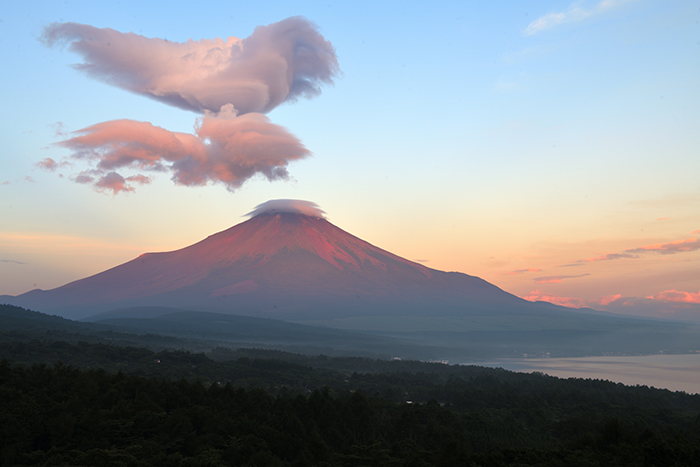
xmin=1 ymin=0 xmax=699 ymax=319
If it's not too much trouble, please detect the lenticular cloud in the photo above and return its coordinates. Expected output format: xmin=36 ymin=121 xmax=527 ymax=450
xmin=40 ymin=17 xmax=338 ymax=194
xmin=41 ymin=17 xmax=338 ymax=114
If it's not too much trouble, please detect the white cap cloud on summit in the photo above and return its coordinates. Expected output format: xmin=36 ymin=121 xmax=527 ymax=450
xmin=245 ymin=199 xmax=326 ymax=219
xmin=40 ymin=17 xmax=338 ymax=194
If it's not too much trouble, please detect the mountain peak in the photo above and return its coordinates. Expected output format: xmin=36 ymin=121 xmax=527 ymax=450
xmin=206 ymin=212 xmax=424 ymax=274
xmin=6 ymin=200 xmax=527 ymax=320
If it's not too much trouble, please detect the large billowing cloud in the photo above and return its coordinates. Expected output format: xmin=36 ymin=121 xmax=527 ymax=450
xmin=59 ymin=105 xmax=309 ymax=194
xmin=40 ymin=18 xmax=337 ymax=194
xmin=41 ymin=17 xmax=339 ymax=114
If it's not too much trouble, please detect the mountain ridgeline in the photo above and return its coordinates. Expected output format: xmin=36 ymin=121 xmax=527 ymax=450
xmin=2 ymin=212 xmax=528 ymax=319
xmin=3 ymin=211 xmax=700 ymax=357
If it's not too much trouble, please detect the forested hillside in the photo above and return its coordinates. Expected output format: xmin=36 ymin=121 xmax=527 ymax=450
xmin=2 ymin=341 xmax=700 ymax=466
xmin=2 ymin=304 xmax=700 ymax=466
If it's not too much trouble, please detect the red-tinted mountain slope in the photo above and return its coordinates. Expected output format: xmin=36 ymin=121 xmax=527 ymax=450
xmin=5 ymin=211 xmax=540 ymax=320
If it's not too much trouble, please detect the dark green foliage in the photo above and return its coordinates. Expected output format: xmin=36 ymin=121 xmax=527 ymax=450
xmin=2 ymin=349 xmax=700 ymax=465
xmin=2 ymin=304 xmax=700 ymax=465
xmin=0 ymin=304 xmax=199 ymax=351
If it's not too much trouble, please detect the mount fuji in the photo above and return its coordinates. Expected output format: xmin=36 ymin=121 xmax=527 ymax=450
xmin=5 ymin=200 xmax=554 ymax=322
xmin=3 ymin=200 xmax=699 ymax=357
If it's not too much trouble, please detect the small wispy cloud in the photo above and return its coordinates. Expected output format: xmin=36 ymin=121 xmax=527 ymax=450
xmin=524 ymin=0 xmax=637 ymax=36
xmin=49 ymin=122 xmax=68 ymax=137
xmin=627 ymin=238 xmax=699 ymax=255
xmin=533 ymin=273 xmax=590 ymax=284
xmin=578 ymin=252 xmax=639 ymax=262
xmin=503 ymin=267 xmax=541 ymax=276
xmin=572 ymin=237 xmax=700 ymax=264
xmin=73 ymin=170 xmax=152 ymax=196
xmin=521 ymin=289 xmax=587 ymax=308
xmin=522 ymin=289 xmax=623 ymax=309
xmin=35 ymin=157 xmax=72 ymax=172
xmin=1 ymin=259 xmax=26 ymax=265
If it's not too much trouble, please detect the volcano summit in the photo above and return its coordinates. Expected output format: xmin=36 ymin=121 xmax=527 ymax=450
xmin=4 ymin=200 xmax=700 ymax=357
xmin=6 ymin=199 xmax=539 ymax=321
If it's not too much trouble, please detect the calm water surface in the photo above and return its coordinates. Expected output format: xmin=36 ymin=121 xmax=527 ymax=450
xmin=472 ymin=353 xmax=700 ymax=394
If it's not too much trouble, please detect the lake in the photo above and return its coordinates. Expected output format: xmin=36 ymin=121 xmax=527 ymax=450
xmin=472 ymin=353 xmax=700 ymax=394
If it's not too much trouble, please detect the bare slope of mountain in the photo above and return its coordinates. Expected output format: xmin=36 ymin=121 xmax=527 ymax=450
xmin=0 ymin=207 xmax=680 ymax=328
xmin=4 ymin=203 xmax=700 ymax=356
xmin=4 ymin=211 xmax=542 ymax=320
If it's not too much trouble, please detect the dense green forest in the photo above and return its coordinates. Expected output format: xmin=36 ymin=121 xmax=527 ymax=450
xmin=2 ymin=305 xmax=700 ymax=466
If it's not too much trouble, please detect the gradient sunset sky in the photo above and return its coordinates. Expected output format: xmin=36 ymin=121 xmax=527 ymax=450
xmin=1 ymin=1 xmax=698 ymax=320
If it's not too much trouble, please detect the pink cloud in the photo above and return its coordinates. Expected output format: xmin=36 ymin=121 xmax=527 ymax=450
xmin=656 ymin=217 xmax=669 ymax=221
xmin=645 ymin=289 xmax=700 ymax=305
xmin=522 ymin=289 xmax=587 ymax=308
xmin=594 ymin=294 xmax=623 ymax=306
xmin=41 ymin=17 xmax=339 ymax=115
xmin=58 ymin=105 xmax=309 ymax=193
xmin=91 ymin=172 xmax=152 ymax=195
xmin=522 ymin=290 xmax=624 ymax=309
xmin=42 ymin=17 xmax=337 ymax=195
xmin=693 ymin=230 xmax=700 ymax=235
xmin=533 ymin=273 xmax=590 ymax=284
xmin=600 ymin=294 xmax=700 ymax=321
xmin=503 ymin=267 xmax=541 ymax=275
xmin=626 ymin=238 xmax=699 ymax=255
xmin=35 ymin=157 xmax=72 ymax=171
xmin=36 ymin=158 xmax=58 ymax=171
